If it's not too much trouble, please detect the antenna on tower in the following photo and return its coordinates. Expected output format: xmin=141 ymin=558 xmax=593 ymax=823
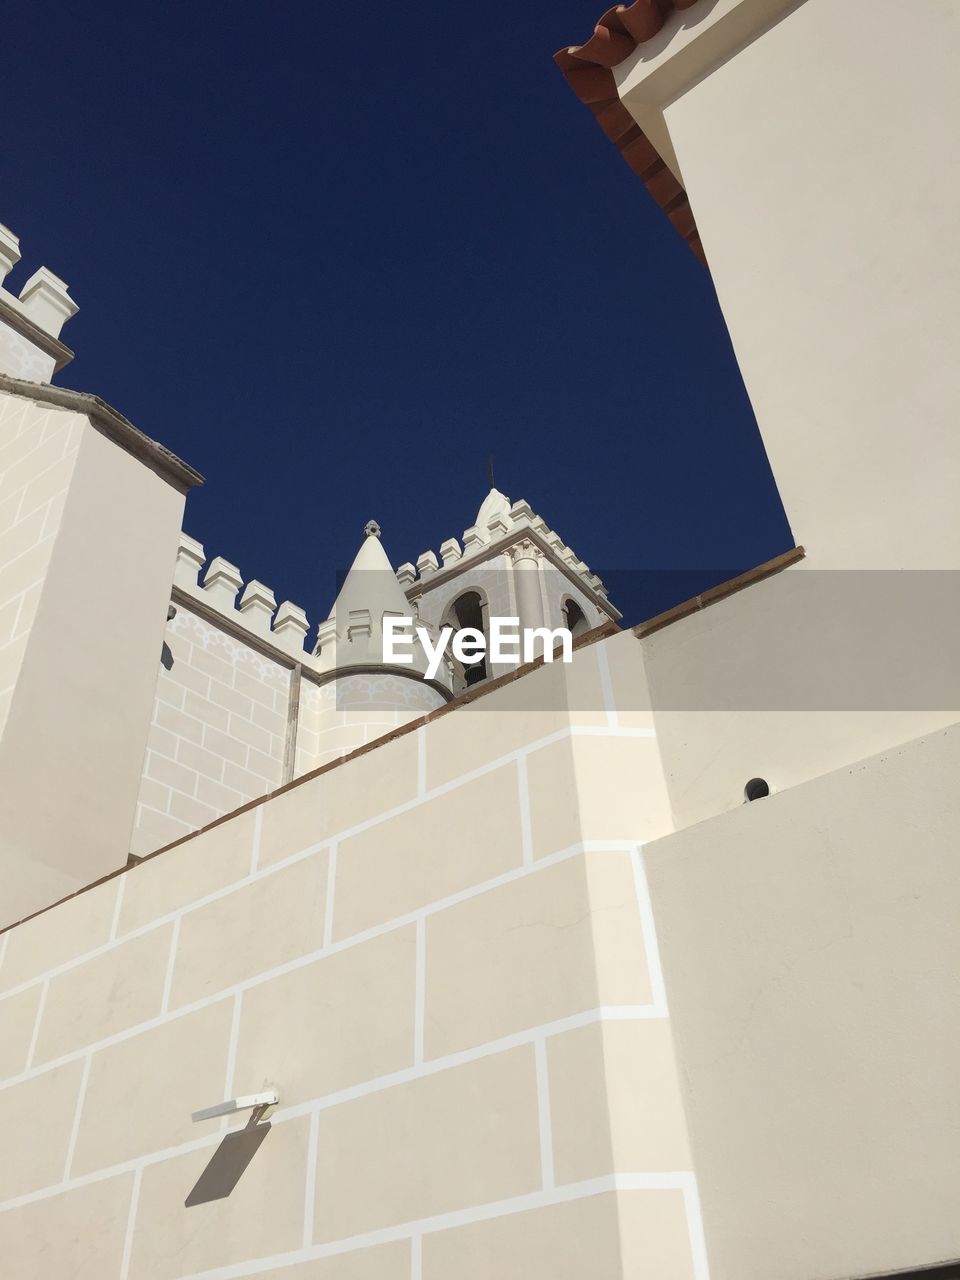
xmin=485 ymin=455 xmax=495 ymax=490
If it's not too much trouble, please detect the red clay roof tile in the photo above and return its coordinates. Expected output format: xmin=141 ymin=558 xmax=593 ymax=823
xmin=555 ymin=0 xmax=706 ymax=264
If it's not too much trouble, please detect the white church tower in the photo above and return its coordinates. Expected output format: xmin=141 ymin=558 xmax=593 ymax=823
xmin=399 ymin=485 xmax=620 ymax=691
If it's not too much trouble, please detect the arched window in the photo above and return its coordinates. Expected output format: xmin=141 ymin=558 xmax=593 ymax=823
xmin=562 ymin=597 xmax=590 ymax=640
xmin=443 ymin=590 xmax=488 ymax=688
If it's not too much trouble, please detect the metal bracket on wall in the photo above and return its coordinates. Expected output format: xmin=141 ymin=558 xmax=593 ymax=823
xmin=191 ymin=1089 xmax=279 ymax=1123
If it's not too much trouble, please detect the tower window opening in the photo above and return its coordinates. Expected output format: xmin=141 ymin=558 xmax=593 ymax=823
xmin=563 ymin=598 xmax=590 ymax=640
xmin=445 ymin=590 xmax=488 ymax=687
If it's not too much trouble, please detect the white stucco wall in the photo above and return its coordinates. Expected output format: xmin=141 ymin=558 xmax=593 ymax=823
xmin=630 ymin=565 xmax=959 ymax=830
xmin=645 ymin=720 xmax=960 ymax=1280
xmin=0 ymin=635 xmax=701 ymax=1280
xmin=296 ymin=674 xmax=445 ymax=773
xmin=0 ymin=393 xmax=187 ymax=926
xmin=634 ymin=0 xmax=960 ymax=568
xmin=0 ymin=326 xmax=56 ymax=383
xmin=0 ymin=395 xmax=83 ymax=738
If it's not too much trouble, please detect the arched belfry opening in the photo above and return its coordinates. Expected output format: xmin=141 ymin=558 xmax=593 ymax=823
xmin=563 ymin=597 xmax=590 ymax=640
xmin=443 ymin=589 xmax=488 ymax=689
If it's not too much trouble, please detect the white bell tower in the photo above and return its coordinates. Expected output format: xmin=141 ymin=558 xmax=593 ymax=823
xmin=399 ymin=487 xmax=620 ymax=691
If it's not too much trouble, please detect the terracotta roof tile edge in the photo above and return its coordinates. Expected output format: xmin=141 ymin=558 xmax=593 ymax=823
xmin=633 ymin=545 xmax=806 ymax=638
xmin=554 ymin=0 xmax=707 ymax=264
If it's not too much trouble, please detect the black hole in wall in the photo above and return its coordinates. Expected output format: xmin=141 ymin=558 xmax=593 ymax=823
xmin=744 ymin=777 xmax=770 ymax=802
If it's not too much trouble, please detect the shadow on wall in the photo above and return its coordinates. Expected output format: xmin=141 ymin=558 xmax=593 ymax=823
xmin=161 ymin=604 xmax=177 ymax=671
xmin=185 ymin=1120 xmax=271 ymax=1207
xmin=632 ymin=0 xmax=724 ymax=64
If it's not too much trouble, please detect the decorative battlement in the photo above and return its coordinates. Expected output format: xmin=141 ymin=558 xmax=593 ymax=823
xmin=172 ymin=533 xmax=314 ymax=662
xmin=399 ymin=492 xmax=615 ymax=614
xmin=0 ymin=222 xmax=78 ymax=382
xmin=171 ymin=532 xmax=454 ymax=691
xmin=169 ymin=488 xmax=619 ymax=704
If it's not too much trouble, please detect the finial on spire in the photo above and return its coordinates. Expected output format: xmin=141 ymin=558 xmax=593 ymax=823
xmin=364 ymin=519 xmax=381 ymax=539
xmin=485 ymin=455 xmax=495 ymax=490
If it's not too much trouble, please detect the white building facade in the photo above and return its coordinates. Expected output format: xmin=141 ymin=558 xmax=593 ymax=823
xmin=0 ymin=2 xmax=958 ymax=1275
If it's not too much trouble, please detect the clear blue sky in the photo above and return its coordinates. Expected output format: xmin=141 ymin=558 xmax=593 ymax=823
xmin=5 ymin=1 xmax=792 ymax=626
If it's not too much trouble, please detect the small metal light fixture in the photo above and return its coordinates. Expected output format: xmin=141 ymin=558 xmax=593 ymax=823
xmin=191 ymin=1090 xmax=279 ymax=1124
xmin=744 ymin=777 xmax=770 ymax=802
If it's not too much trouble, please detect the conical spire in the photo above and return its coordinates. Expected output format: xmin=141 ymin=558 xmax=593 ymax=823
xmin=311 ymin=520 xmax=453 ymax=755
xmin=327 ymin=520 xmax=413 ymax=624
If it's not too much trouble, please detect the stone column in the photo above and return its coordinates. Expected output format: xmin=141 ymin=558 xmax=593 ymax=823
xmin=510 ymin=538 xmax=545 ymax=655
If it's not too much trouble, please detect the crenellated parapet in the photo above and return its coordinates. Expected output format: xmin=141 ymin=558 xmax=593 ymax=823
xmin=399 ymin=490 xmax=617 ymax=617
xmin=0 ymin=222 xmax=78 ymax=382
xmin=172 ymin=533 xmax=316 ymax=663
xmin=170 ymin=530 xmax=456 ymax=693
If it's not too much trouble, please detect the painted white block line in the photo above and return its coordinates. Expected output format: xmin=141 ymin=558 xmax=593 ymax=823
xmin=118 ymin=1165 xmax=142 ymax=1280
xmin=221 ymin=992 xmax=243 ymax=1126
xmin=303 ymin=1109 xmax=320 ymax=1250
xmin=516 ymin=755 xmax=533 ymax=867
xmin=414 ymin=917 xmax=426 ymax=1067
xmin=322 ymin=843 xmax=337 ymax=949
xmin=0 ymin=834 xmax=620 ymax=1012
xmin=534 ymin=1037 xmax=555 ymax=1191
xmin=8 ymin=443 xmax=81 ymax=497
xmin=8 ymin=588 xmax=29 ymax=643
xmin=594 ymin=641 xmax=619 ymax=728
xmin=0 ymin=844 xmax=649 ymax=1090
xmin=175 ymin=1172 xmax=698 ymax=1280
xmin=0 ymin=840 xmax=325 ymax=1006
xmin=272 ymin=722 xmax=655 ymax=858
xmin=411 ymin=1232 xmax=422 ymax=1280
xmin=249 ymin=804 xmax=263 ymax=876
xmin=23 ymin=978 xmax=48 ymax=1070
xmin=108 ymin=878 xmax=126 ymax=943
xmin=630 ymin=848 xmax=668 ymax=1016
xmin=275 ymin=1004 xmax=664 ymax=1122
xmin=0 ymin=1006 xmax=667 ymax=1219
xmin=0 ymin=725 xmax=657 ymax=1004
xmin=160 ymin=915 xmax=181 ymax=1016
xmin=61 ymin=1052 xmax=92 ymax=1181
xmin=416 ymin=726 xmax=426 ymax=796
xmin=570 ymin=725 xmax=655 ymax=738
xmin=682 ymin=1175 xmax=712 ymax=1280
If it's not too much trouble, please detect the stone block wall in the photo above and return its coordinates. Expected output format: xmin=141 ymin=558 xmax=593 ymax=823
xmin=132 ymin=603 xmax=291 ymax=856
xmin=131 ymin=535 xmax=450 ymax=858
xmin=0 ymin=634 xmax=706 ymax=1279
